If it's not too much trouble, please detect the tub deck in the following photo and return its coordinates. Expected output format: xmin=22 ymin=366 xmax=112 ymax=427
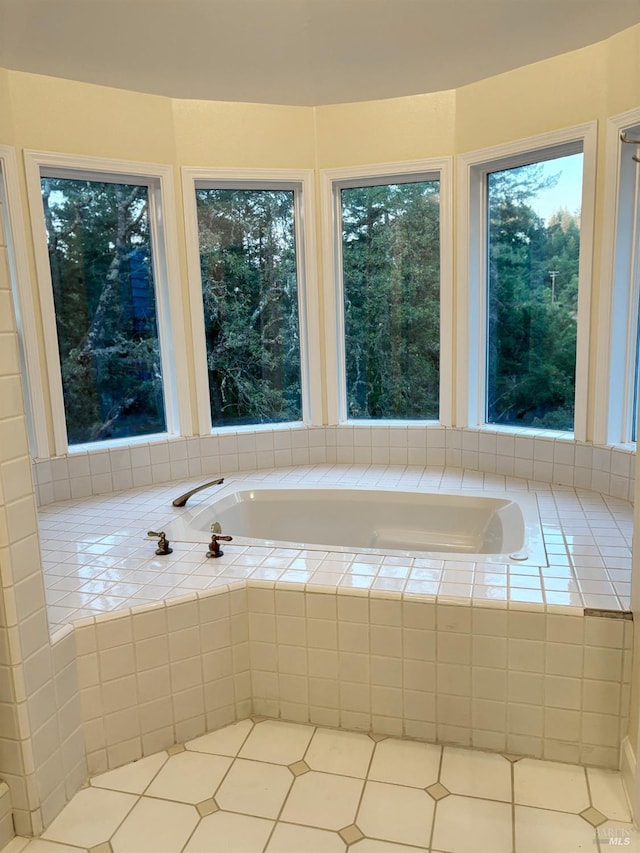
xmin=39 ymin=465 xmax=633 ymax=637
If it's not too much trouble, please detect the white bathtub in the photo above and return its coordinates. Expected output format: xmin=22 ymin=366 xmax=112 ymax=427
xmin=163 ymin=482 xmax=547 ymax=566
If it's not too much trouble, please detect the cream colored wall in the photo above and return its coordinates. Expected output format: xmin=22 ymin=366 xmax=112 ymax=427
xmin=314 ymin=90 xmax=456 ymax=167
xmin=0 ymin=71 xmax=14 ymax=145
xmin=172 ymin=99 xmax=315 ymax=168
xmin=6 ymin=72 xmax=177 ymax=162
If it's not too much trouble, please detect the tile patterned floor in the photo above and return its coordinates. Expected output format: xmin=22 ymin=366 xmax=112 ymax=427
xmin=5 ymin=718 xmax=639 ymax=852
xmin=39 ymin=465 xmax=633 ymax=636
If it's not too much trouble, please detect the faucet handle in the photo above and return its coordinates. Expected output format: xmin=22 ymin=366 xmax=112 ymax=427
xmin=206 ymin=533 xmax=233 ymax=559
xmin=147 ymin=531 xmax=173 ymax=556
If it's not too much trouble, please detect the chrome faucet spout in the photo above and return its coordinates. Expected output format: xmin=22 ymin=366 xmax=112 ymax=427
xmin=172 ymin=477 xmax=225 ymax=507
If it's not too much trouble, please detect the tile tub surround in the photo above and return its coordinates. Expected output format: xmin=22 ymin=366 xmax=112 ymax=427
xmin=6 ymin=717 xmax=640 ymax=853
xmin=70 ymin=580 xmax=632 ymax=779
xmin=40 ymin=464 xmax=633 ymax=633
xmin=32 ymin=425 xmax=636 ymax=508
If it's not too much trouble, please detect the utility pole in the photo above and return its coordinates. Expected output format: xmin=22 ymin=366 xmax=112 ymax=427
xmin=548 ymin=270 xmax=559 ymax=303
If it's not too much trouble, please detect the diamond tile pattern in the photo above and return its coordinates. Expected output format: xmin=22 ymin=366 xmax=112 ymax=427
xmin=16 ymin=718 xmax=639 ymax=853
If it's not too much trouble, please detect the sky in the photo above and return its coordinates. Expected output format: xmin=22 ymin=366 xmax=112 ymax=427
xmin=528 ymin=153 xmax=583 ymax=223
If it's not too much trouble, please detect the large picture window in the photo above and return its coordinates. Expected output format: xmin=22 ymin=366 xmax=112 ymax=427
xmin=339 ymin=178 xmax=441 ymax=420
xmin=40 ymin=176 xmax=166 ymax=445
xmin=486 ymin=152 xmax=583 ymax=430
xmin=194 ymin=187 xmax=303 ymax=428
xmin=458 ymin=126 xmax=595 ymax=439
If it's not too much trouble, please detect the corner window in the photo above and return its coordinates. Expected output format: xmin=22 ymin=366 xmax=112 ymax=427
xmin=194 ymin=186 xmax=302 ymax=427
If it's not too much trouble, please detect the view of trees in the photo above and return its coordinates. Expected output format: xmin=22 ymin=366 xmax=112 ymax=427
xmin=487 ymin=157 xmax=582 ymax=430
xmin=42 ymin=162 xmax=582 ymax=444
xmin=195 ymin=188 xmax=302 ymax=427
xmin=42 ymin=178 xmax=166 ymax=445
xmin=341 ymin=181 xmax=441 ymax=419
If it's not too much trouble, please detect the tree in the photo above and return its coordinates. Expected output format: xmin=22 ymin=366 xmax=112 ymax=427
xmin=196 ymin=188 xmax=302 ymax=426
xmin=341 ymin=180 xmax=440 ymax=419
xmin=486 ymin=162 xmax=580 ymax=430
xmin=42 ymin=178 xmax=166 ymax=444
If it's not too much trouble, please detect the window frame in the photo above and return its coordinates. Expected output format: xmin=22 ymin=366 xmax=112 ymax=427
xmin=320 ymin=158 xmax=453 ymax=426
xmin=24 ymin=151 xmax=190 ymax=455
xmin=0 ymin=145 xmax=47 ymax=457
xmin=594 ymin=108 xmax=640 ymax=446
xmin=456 ymin=123 xmax=597 ymax=441
xmin=181 ymin=167 xmax=321 ymax=434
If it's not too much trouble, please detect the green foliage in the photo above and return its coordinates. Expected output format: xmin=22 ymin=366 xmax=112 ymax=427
xmin=196 ymin=189 xmax=302 ymax=426
xmin=42 ymin=178 xmax=166 ymax=444
xmin=487 ymin=162 xmax=581 ymax=430
xmin=341 ymin=181 xmax=440 ymax=420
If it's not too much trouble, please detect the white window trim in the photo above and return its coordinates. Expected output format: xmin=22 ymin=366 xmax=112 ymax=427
xmin=320 ymin=158 xmax=453 ymax=426
xmin=0 ymin=144 xmax=49 ymax=458
xmin=456 ymin=122 xmax=597 ymax=442
xmin=23 ymin=150 xmax=191 ymax=456
xmin=593 ymin=107 xmax=640 ymax=446
xmin=181 ymin=167 xmax=322 ymax=434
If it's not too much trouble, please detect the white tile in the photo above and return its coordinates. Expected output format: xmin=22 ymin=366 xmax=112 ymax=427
xmin=515 ymin=805 xmax=596 ymax=853
xmin=305 ymin=727 xmax=374 ymax=777
xmin=111 ymin=796 xmax=199 ymax=853
xmin=265 ymin=822 xmax=346 ymax=853
xmin=440 ymin=746 xmax=511 ymax=801
xmin=357 ymin=780 xmax=434 ymax=847
xmin=432 ymin=795 xmax=512 ymax=853
xmin=587 ymin=767 xmax=633 ymax=822
xmin=368 ymin=738 xmax=441 ymax=788
xmin=41 ymin=787 xmax=137 ymax=848
xmin=186 ymin=719 xmax=253 ymax=756
xmin=145 ymin=751 xmax=232 ymax=804
xmin=514 ymin=757 xmax=589 ymax=813
xmin=281 ymin=770 xmax=363 ymax=830
xmin=184 ymin=811 xmax=274 ymax=853
xmin=91 ymin=750 xmax=168 ymax=793
xmin=215 ymin=758 xmax=293 ymax=819
xmin=238 ymin=719 xmax=314 ymax=764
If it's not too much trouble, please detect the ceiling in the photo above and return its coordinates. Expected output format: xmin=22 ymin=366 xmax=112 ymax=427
xmin=1 ymin=0 xmax=640 ymax=107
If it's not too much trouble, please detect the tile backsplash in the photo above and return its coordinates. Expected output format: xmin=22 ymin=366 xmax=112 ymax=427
xmin=32 ymin=426 xmax=636 ymax=507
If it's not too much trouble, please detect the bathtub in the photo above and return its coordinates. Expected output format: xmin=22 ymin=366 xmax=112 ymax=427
xmin=163 ymin=482 xmax=547 ymax=566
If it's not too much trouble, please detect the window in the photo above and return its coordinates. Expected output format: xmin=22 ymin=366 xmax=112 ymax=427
xmin=183 ymin=168 xmax=320 ymax=434
xmin=458 ymin=125 xmax=596 ymax=440
xmin=486 ymin=152 xmax=583 ymax=430
xmin=0 ymin=145 xmax=47 ymax=457
xmin=322 ymin=160 xmax=452 ymax=425
xmin=25 ymin=152 xmax=188 ymax=455
xmin=41 ymin=176 xmax=166 ymax=444
xmin=194 ymin=187 xmax=302 ymax=427
xmin=596 ymin=112 xmax=640 ymax=445
xmin=340 ymin=180 xmax=440 ymax=420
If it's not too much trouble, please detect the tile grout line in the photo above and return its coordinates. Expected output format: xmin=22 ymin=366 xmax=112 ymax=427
xmin=427 ymin=742 xmax=446 ymax=852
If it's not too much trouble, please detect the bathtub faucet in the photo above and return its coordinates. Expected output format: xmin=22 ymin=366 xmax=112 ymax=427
xmin=171 ymin=477 xmax=225 ymax=507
